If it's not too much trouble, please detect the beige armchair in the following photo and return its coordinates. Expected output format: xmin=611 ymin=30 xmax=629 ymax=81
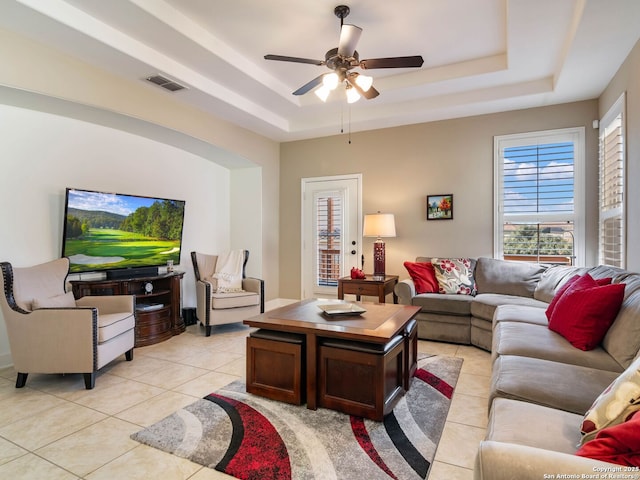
xmin=191 ymin=250 xmax=264 ymax=336
xmin=0 ymin=258 xmax=135 ymax=389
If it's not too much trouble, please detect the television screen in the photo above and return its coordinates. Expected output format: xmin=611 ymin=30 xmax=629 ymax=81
xmin=62 ymin=188 xmax=186 ymax=274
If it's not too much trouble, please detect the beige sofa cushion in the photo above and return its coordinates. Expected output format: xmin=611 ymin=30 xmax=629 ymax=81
xmin=602 ymin=288 xmax=640 ymax=369
xmin=475 ymin=257 xmax=546 ymax=298
xmin=534 ymin=265 xmax=589 ymax=303
xmin=32 ymin=291 xmax=76 ymax=309
xmin=12 ymin=258 xmax=69 ymax=311
xmin=471 ymin=293 xmax=547 ymax=322
xmin=493 ymin=304 xmax=549 ymax=328
xmin=98 ymin=312 xmax=136 ymax=343
xmin=211 ymin=291 xmax=260 ymax=309
xmin=492 ymin=322 xmax=624 ymax=372
xmin=485 ymin=397 xmax=583 ymax=455
xmin=411 ymin=293 xmax=473 ymax=316
xmin=490 ymin=355 xmax=619 ymax=415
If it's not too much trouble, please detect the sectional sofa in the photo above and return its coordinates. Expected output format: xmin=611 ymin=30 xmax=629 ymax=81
xmin=395 ymin=257 xmax=640 ymax=477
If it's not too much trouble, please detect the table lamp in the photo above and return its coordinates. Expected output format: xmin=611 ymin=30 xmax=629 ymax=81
xmin=363 ymin=212 xmax=396 ymax=280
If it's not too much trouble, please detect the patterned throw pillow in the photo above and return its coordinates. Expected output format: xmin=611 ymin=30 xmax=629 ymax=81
xmin=580 ymin=356 xmax=640 ymax=445
xmin=576 ymin=411 xmax=640 ymax=465
xmin=431 ymin=258 xmax=476 ymax=295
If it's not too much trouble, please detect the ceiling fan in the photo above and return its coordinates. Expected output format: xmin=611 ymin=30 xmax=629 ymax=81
xmin=264 ymin=5 xmax=424 ymax=103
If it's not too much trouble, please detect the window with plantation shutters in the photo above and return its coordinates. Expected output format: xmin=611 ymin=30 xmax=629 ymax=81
xmin=315 ymin=193 xmax=342 ymax=287
xmin=599 ymin=94 xmax=626 ymax=267
xmin=494 ymin=128 xmax=585 ymax=266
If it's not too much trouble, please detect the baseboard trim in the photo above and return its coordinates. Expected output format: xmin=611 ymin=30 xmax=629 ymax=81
xmin=265 ymin=298 xmax=299 ymax=311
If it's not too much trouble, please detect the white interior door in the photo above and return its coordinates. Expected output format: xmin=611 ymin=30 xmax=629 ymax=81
xmin=301 ymin=174 xmax=362 ymax=299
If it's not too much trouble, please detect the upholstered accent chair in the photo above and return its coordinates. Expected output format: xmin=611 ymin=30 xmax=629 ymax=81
xmin=0 ymin=258 xmax=135 ymax=389
xmin=191 ymin=250 xmax=264 ymax=336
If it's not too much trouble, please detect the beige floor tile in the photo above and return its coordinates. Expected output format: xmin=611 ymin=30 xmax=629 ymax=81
xmin=0 ymin=436 xmax=27 ymax=466
xmin=116 ymin=390 xmax=200 ymax=427
xmin=101 ymin=354 xmax=175 ymax=380
xmin=132 ymin=363 xmax=209 ymax=390
xmin=0 ymin=376 xmax=14 ymax=389
xmin=172 ymin=371 xmax=241 ymax=398
xmin=0 ymin=367 xmax=15 ymax=382
xmin=0 ymin=388 xmax=68 ymax=428
xmin=189 ymin=466 xmax=237 ymax=479
xmin=418 ymin=340 xmax=461 ymax=357
xmin=434 ymin=421 xmax=486 ymax=469
xmin=455 ymin=372 xmax=491 ymax=399
xmin=0 ymin=401 xmax=107 ymax=451
xmin=455 ymin=346 xmax=493 ymax=375
xmin=178 ymin=350 xmax=244 ymax=371
xmin=213 ymin=356 xmax=246 ymax=378
xmin=0 ymin=307 xmax=495 ymax=478
xmin=137 ymin=340 xmax=193 ymax=363
xmin=18 ymin=370 xmax=126 ymax=398
xmin=429 ymin=461 xmax=474 ymax=480
xmin=86 ymin=444 xmax=201 ymax=480
xmin=448 ymin=392 xmax=489 ymax=428
xmin=0 ymin=453 xmax=78 ymax=480
xmin=66 ymin=378 xmax=164 ymax=415
xmin=36 ymin=416 xmax=140 ymax=477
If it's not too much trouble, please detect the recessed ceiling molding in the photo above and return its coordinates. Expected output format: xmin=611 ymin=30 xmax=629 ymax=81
xmin=16 ymin=0 xmax=291 ymax=130
xmin=129 ymin=0 xmax=300 ymax=104
xmin=0 ymin=85 xmax=256 ymax=168
xmin=375 ymin=53 xmax=509 ymax=91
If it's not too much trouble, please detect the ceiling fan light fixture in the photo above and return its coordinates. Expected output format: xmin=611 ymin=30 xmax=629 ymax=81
xmin=355 ymin=74 xmax=373 ymax=92
xmin=322 ymin=72 xmax=340 ymax=90
xmin=315 ymin=85 xmax=331 ymax=102
xmin=346 ymin=85 xmax=360 ymax=103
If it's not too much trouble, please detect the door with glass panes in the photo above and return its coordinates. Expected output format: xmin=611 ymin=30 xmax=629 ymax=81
xmin=301 ymin=175 xmax=361 ymax=299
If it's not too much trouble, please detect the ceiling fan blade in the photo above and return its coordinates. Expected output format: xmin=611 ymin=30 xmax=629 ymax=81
xmin=337 ymin=24 xmax=362 ymax=57
xmin=359 ymin=55 xmax=424 ymax=69
xmin=264 ymin=54 xmax=324 ymax=66
xmin=346 ymin=74 xmax=380 ymax=100
xmin=292 ymin=74 xmax=325 ymax=96
xmin=360 ymin=84 xmax=379 ymax=100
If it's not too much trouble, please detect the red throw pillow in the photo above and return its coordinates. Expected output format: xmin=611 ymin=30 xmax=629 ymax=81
xmin=576 ymin=411 xmax=640 ymax=467
xmin=403 ymin=261 xmax=439 ymax=294
xmin=546 ymin=274 xmax=612 ymax=320
xmin=548 ymin=281 xmax=625 ymax=351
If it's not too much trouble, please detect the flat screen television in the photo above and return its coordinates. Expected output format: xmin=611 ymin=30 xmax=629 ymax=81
xmin=61 ymin=188 xmax=186 ymax=276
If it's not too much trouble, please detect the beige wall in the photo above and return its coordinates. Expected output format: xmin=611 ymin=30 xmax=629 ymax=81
xmin=280 ymin=101 xmax=600 ymax=299
xmin=0 ymin=27 xmax=281 ymax=302
xmin=599 ymin=37 xmax=640 ymax=271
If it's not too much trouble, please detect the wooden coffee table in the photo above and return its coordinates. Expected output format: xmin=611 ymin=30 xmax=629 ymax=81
xmin=244 ymin=299 xmax=420 ymax=420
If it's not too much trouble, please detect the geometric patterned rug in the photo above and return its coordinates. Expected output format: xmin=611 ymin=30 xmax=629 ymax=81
xmin=131 ymin=354 xmax=463 ymax=480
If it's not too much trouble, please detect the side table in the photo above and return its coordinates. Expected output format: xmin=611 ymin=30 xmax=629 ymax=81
xmin=337 ymin=275 xmax=399 ymax=304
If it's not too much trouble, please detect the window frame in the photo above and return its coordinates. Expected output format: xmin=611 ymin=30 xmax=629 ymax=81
xmin=494 ymin=127 xmax=586 ymax=266
xmin=598 ymin=93 xmax=626 ymax=267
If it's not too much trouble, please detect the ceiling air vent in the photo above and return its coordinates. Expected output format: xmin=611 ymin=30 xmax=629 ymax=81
xmin=145 ymin=74 xmax=186 ymax=92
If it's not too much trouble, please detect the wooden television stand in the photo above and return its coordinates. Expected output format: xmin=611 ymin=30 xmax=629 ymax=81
xmin=70 ymin=271 xmax=185 ymax=347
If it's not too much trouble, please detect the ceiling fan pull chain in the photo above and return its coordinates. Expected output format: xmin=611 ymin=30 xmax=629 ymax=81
xmin=348 ymin=105 xmax=352 ymax=144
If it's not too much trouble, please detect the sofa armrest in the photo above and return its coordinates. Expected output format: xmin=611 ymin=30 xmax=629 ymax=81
xmin=243 ymin=277 xmax=265 ymax=312
xmin=75 ymin=295 xmax=134 ymax=314
xmin=5 ymin=307 xmax=97 ymax=372
xmin=395 ymin=279 xmax=416 ymax=305
xmin=474 ymin=441 xmax=623 ymax=480
xmin=195 ymin=279 xmax=211 ymax=324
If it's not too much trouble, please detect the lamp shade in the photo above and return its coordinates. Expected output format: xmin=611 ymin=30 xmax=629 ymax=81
xmin=363 ymin=213 xmax=396 ymax=238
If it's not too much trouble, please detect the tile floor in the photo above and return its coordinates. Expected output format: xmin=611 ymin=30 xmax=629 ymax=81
xmin=0 ymin=303 xmax=491 ymax=480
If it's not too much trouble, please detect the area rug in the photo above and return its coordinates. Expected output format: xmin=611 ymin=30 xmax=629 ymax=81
xmin=131 ymin=354 xmax=463 ymax=480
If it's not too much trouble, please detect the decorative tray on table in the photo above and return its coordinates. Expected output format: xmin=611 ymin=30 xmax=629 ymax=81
xmin=317 ymin=303 xmax=367 ymax=317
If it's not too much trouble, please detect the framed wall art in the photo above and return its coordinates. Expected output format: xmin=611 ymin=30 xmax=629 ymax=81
xmin=427 ymin=194 xmax=453 ymax=220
